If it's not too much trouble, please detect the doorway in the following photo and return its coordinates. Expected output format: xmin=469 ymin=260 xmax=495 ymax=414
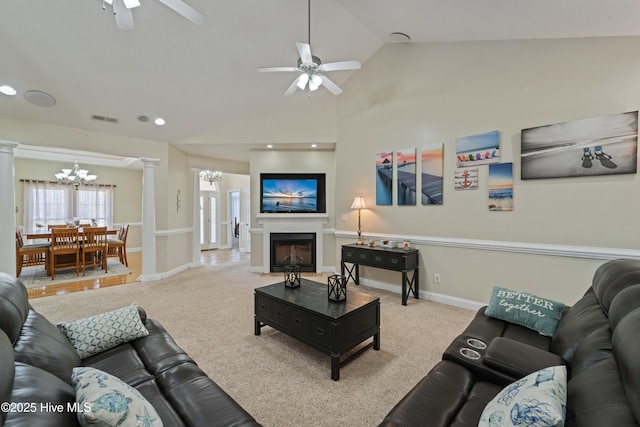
xmin=229 ymin=191 xmax=240 ymax=250
xmin=200 ymin=191 xmax=220 ymax=251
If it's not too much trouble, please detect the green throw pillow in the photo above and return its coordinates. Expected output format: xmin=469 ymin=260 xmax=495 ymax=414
xmin=485 ymin=286 xmax=565 ymax=337
xmin=59 ymin=303 xmax=149 ymax=359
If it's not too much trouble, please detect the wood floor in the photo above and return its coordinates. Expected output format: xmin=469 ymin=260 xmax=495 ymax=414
xmin=27 ymin=249 xmax=248 ymax=299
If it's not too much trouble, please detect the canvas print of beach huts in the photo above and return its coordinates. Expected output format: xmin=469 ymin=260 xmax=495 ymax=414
xmin=488 ymin=163 xmax=513 ymax=211
xmin=521 ymin=111 xmax=638 ymax=180
xmin=376 ymin=151 xmax=393 ymax=205
xmin=454 ymin=168 xmax=478 ymax=190
xmin=456 ymin=130 xmax=500 ymax=167
xmin=397 ymin=148 xmax=417 ymax=205
xmin=421 ymin=144 xmax=444 ymax=204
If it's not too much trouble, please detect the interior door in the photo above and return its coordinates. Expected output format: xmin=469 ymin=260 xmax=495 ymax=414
xmin=200 ymin=191 xmax=220 ymax=250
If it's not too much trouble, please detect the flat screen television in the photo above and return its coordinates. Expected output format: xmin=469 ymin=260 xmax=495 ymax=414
xmin=260 ymin=173 xmax=326 ymax=213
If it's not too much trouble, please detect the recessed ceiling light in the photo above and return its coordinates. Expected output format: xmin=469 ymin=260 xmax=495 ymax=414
xmin=311 ymin=144 xmax=317 ymax=148
xmin=0 ymin=85 xmax=17 ymax=96
xmin=25 ymin=90 xmax=56 ymax=107
xmin=154 ymin=118 xmax=165 ymax=126
xmin=137 ymin=115 xmax=150 ymax=122
xmin=267 ymin=144 xmax=273 ymax=148
xmin=390 ymin=32 xmax=411 ymax=42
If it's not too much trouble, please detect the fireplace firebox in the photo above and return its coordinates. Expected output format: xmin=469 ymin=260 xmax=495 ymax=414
xmin=270 ymin=233 xmax=316 ymax=272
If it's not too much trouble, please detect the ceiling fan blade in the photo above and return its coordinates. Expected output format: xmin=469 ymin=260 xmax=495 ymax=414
xmin=296 ymin=42 xmax=313 ymax=65
xmin=320 ymin=60 xmax=361 ymax=72
xmin=284 ymin=78 xmax=300 ymax=96
xmin=257 ymin=67 xmax=298 ymax=73
xmin=113 ymin=0 xmax=134 ymax=30
xmin=156 ymin=0 xmax=204 ymax=25
xmin=319 ymin=75 xmax=343 ymax=95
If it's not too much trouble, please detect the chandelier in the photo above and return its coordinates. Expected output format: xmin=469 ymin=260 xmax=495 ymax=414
xmin=55 ymin=161 xmax=98 ymax=186
xmin=200 ymin=170 xmax=222 ymax=185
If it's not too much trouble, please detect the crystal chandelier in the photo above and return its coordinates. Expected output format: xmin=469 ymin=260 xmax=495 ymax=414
xmin=200 ymin=170 xmax=222 ymax=185
xmin=55 ymin=161 xmax=98 ymax=186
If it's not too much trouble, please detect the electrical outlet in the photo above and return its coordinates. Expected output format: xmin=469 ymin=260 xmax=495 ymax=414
xmin=340 ymin=213 xmax=348 ymax=221
xmin=434 ymin=273 xmax=441 ymax=283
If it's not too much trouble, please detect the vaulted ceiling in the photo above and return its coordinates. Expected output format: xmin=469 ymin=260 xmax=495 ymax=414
xmin=2 ymin=0 xmax=639 ymax=162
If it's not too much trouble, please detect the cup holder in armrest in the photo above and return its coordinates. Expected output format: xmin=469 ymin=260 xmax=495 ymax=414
xmin=460 ymin=348 xmax=481 ymax=360
xmin=466 ymin=338 xmax=487 ymax=350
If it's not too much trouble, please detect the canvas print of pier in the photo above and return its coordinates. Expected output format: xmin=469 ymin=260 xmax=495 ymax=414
xmin=521 ymin=111 xmax=638 ymax=180
xmin=454 ymin=168 xmax=478 ymax=190
xmin=421 ymin=144 xmax=444 ymax=204
xmin=376 ymin=151 xmax=393 ymax=205
xmin=456 ymin=130 xmax=500 ymax=167
xmin=488 ymin=162 xmax=513 ymax=211
xmin=397 ymin=148 xmax=417 ymax=205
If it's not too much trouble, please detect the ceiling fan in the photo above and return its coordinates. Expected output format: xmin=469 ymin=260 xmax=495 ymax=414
xmin=102 ymin=0 xmax=204 ymax=30
xmin=257 ymin=0 xmax=361 ymax=96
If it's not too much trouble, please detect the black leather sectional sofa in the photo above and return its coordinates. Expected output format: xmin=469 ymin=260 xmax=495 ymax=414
xmin=0 ymin=272 xmax=261 ymax=427
xmin=378 ymin=258 xmax=640 ymax=427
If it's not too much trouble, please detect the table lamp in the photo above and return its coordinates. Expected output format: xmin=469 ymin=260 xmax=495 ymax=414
xmin=350 ymin=196 xmax=367 ymax=245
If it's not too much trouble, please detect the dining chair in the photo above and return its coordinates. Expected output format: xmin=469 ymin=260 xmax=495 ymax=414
xmin=81 ymin=227 xmax=108 ymax=275
xmin=49 ymin=227 xmax=80 ymax=280
xmin=15 ymin=227 xmax=50 ymax=277
xmin=107 ymin=223 xmax=129 ymax=267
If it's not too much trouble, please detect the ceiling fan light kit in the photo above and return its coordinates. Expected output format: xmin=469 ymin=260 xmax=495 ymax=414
xmin=257 ymin=0 xmax=361 ymax=96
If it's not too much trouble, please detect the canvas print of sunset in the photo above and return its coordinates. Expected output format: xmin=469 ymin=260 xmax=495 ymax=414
xmin=397 ymin=148 xmax=416 ymax=205
xmin=376 ymin=151 xmax=393 ymax=205
xmin=421 ymin=144 xmax=444 ymax=204
xmin=488 ymin=162 xmax=513 ymax=211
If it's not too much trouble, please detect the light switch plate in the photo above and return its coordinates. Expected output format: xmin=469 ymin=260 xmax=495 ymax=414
xmin=340 ymin=213 xmax=348 ymax=221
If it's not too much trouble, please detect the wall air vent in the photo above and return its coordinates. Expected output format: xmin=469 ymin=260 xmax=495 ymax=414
xmin=91 ymin=114 xmax=119 ymax=124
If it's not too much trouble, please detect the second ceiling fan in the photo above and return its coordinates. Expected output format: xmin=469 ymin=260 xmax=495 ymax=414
xmin=257 ymin=0 xmax=361 ymax=95
xmin=103 ymin=0 xmax=204 ymax=30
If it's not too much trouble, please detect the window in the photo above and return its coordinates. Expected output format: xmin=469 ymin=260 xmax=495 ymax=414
xmin=23 ymin=181 xmax=114 ymax=231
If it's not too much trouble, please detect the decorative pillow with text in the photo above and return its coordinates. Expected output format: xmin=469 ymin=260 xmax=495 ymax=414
xmin=485 ymin=286 xmax=565 ymax=337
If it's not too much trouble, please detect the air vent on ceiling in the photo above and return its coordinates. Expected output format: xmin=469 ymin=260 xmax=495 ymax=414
xmin=91 ymin=114 xmax=119 ymax=124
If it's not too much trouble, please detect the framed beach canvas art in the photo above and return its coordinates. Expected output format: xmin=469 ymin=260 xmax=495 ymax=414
xmin=397 ymin=148 xmax=417 ymax=206
xmin=456 ymin=130 xmax=500 ymax=167
xmin=421 ymin=144 xmax=444 ymax=204
xmin=375 ymin=151 xmax=393 ymax=205
xmin=521 ymin=111 xmax=638 ymax=180
xmin=488 ymin=163 xmax=513 ymax=211
xmin=454 ymin=168 xmax=478 ymax=190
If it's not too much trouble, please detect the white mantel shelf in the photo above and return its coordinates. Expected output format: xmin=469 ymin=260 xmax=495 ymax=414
xmin=258 ymin=213 xmax=328 ymax=274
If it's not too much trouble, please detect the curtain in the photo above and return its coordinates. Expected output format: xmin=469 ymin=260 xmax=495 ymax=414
xmin=23 ymin=181 xmax=114 ymax=232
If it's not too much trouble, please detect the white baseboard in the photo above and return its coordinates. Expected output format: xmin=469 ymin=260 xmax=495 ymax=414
xmin=359 ymin=277 xmax=483 ymax=312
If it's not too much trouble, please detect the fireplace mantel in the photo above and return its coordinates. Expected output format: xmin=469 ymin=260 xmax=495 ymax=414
xmin=258 ymin=214 xmax=328 ymax=274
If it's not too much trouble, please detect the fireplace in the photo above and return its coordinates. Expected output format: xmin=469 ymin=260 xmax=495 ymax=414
xmin=270 ymin=232 xmax=316 ymax=272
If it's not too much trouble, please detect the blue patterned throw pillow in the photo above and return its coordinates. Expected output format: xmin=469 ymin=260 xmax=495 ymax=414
xmin=485 ymin=286 xmax=565 ymax=337
xmin=59 ymin=303 xmax=149 ymax=359
xmin=72 ymin=367 xmax=163 ymax=427
xmin=479 ymin=365 xmax=567 ymax=427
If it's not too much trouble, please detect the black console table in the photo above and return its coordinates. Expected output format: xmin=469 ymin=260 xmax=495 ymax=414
xmin=341 ymin=243 xmax=419 ymax=306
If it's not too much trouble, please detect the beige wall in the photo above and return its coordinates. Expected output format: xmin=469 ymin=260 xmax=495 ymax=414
xmin=14 ymin=158 xmax=143 ymax=250
xmin=335 ymin=36 xmax=640 ymax=305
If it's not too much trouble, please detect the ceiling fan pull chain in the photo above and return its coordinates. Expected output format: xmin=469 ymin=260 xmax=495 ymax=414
xmin=308 ymin=0 xmax=311 ymax=46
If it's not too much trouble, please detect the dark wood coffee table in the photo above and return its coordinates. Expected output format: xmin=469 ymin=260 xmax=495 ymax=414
xmin=254 ymin=278 xmax=380 ymax=381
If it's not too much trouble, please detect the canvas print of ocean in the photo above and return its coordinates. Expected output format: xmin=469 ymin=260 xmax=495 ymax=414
xmin=521 ymin=111 xmax=638 ymax=180
xmin=397 ymin=148 xmax=416 ymax=206
xmin=261 ymin=179 xmax=317 ymax=212
xmin=488 ymin=162 xmax=513 ymax=211
xmin=376 ymin=151 xmax=393 ymax=205
xmin=456 ymin=130 xmax=500 ymax=167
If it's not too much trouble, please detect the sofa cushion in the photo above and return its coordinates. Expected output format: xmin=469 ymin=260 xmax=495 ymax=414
xmin=479 ymin=365 xmax=567 ymax=427
xmin=59 ymin=304 xmax=149 ymax=359
xmin=485 ymin=286 xmax=565 ymax=337
xmin=71 ymin=366 xmax=163 ymax=427
xmin=13 ymin=309 xmax=81 ymax=384
xmin=0 ymin=273 xmax=30 ymax=344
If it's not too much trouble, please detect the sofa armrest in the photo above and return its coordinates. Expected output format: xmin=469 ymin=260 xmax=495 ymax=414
xmin=483 ymin=337 xmax=566 ymax=379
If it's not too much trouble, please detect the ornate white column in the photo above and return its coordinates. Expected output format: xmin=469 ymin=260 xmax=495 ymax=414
xmin=191 ymin=168 xmax=203 ymax=268
xmin=138 ymin=158 xmax=160 ymax=282
xmin=0 ymin=141 xmax=19 ymax=276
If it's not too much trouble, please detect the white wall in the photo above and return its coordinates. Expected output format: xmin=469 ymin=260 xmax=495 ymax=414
xmin=335 ymin=36 xmax=640 ymax=305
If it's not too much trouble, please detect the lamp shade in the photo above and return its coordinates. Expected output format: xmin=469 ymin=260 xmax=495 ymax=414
xmin=350 ymin=196 xmax=366 ymax=210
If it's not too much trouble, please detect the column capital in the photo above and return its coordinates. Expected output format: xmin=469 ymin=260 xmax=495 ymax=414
xmin=0 ymin=140 xmax=19 ymax=154
xmin=140 ymin=158 xmax=160 ymax=166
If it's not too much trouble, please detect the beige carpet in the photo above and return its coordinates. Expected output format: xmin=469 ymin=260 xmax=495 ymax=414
xmin=30 ymin=256 xmax=475 ymax=427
